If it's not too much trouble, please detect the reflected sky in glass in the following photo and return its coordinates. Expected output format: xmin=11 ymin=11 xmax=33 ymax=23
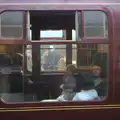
xmin=29 ymin=30 xmax=76 ymax=40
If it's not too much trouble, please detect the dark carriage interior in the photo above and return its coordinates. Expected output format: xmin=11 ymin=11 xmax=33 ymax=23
xmin=0 ymin=11 xmax=108 ymax=102
xmin=30 ymin=11 xmax=75 ymax=29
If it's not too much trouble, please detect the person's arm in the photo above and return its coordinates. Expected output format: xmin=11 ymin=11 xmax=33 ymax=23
xmin=60 ymin=76 xmax=66 ymax=90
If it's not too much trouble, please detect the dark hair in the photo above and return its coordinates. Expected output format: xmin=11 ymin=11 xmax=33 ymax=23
xmin=66 ymin=64 xmax=77 ymax=74
xmin=81 ymin=80 xmax=95 ymax=90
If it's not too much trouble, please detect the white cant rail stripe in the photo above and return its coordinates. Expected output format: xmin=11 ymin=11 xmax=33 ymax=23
xmin=0 ymin=3 xmax=120 ymax=5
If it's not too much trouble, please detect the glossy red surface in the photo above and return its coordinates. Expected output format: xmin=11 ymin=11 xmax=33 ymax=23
xmin=0 ymin=1 xmax=120 ymax=120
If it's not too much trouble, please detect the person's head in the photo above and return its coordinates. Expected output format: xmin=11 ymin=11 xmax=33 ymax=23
xmin=44 ymin=49 xmax=48 ymax=56
xmin=27 ymin=45 xmax=32 ymax=49
xmin=66 ymin=64 xmax=77 ymax=75
xmin=60 ymin=55 xmax=64 ymax=59
xmin=92 ymin=65 xmax=101 ymax=77
xmin=81 ymin=80 xmax=95 ymax=90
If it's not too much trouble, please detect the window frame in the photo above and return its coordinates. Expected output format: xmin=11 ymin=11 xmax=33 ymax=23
xmin=30 ymin=40 xmax=109 ymax=102
xmin=24 ymin=9 xmax=110 ymax=104
xmin=0 ymin=7 xmax=113 ymax=108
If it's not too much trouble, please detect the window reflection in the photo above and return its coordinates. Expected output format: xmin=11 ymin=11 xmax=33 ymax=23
xmin=41 ymin=45 xmax=66 ymax=71
xmin=0 ymin=45 xmax=24 ymax=102
xmin=1 ymin=12 xmax=23 ymax=25
xmin=0 ymin=44 xmax=108 ymax=102
xmin=1 ymin=27 xmax=23 ymax=38
xmin=26 ymin=44 xmax=77 ymax=72
xmin=0 ymin=11 xmax=23 ymax=39
xmin=84 ymin=11 xmax=108 ymax=38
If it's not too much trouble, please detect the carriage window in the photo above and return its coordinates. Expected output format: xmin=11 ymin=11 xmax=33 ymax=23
xmin=40 ymin=30 xmax=63 ymax=39
xmin=24 ymin=43 xmax=108 ymax=102
xmin=0 ymin=45 xmax=24 ymax=102
xmin=84 ymin=11 xmax=108 ymax=38
xmin=26 ymin=44 xmax=77 ymax=72
xmin=0 ymin=45 xmax=108 ymax=102
xmin=0 ymin=10 xmax=109 ymax=103
xmin=27 ymin=29 xmax=77 ymax=72
xmin=41 ymin=45 xmax=66 ymax=71
xmin=0 ymin=11 xmax=23 ymax=39
xmin=29 ymin=30 xmax=76 ymax=40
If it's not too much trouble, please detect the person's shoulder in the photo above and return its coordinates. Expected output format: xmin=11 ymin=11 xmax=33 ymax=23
xmin=69 ymin=75 xmax=76 ymax=80
xmin=73 ymin=91 xmax=90 ymax=100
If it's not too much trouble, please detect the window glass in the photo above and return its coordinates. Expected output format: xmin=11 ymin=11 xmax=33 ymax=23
xmin=0 ymin=44 xmax=108 ymax=102
xmin=26 ymin=44 xmax=77 ymax=72
xmin=1 ymin=27 xmax=23 ymax=38
xmin=41 ymin=44 xmax=66 ymax=71
xmin=84 ymin=11 xmax=108 ymax=38
xmin=1 ymin=12 xmax=23 ymax=25
xmin=72 ymin=29 xmax=76 ymax=41
xmin=40 ymin=30 xmax=63 ymax=38
xmin=0 ymin=45 xmax=24 ymax=102
xmin=0 ymin=11 xmax=23 ymax=39
xmin=30 ymin=30 xmax=76 ymax=41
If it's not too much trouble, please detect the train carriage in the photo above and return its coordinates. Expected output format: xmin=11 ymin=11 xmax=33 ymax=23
xmin=0 ymin=0 xmax=119 ymax=119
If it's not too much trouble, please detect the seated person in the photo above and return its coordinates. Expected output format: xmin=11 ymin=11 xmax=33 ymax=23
xmin=57 ymin=55 xmax=66 ymax=71
xmin=41 ymin=49 xmax=49 ymax=70
xmin=92 ymin=66 xmax=107 ymax=98
xmin=41 ymin=64 xmax=77 ymax=102
xmin=57 ymin=64 xmax=77 ymax=101
xmin=72 ymin=80 xmax=98 ymax=101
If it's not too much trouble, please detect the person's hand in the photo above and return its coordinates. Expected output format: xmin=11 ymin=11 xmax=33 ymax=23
xmin=28 ymin=80 xmax=33 ymax=84
xmin=60 ymin=84 xmax=64 ymax=89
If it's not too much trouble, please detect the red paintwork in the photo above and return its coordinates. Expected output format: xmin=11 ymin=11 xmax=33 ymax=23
xmin=0 ymin=0 xmax=120 ymax=120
